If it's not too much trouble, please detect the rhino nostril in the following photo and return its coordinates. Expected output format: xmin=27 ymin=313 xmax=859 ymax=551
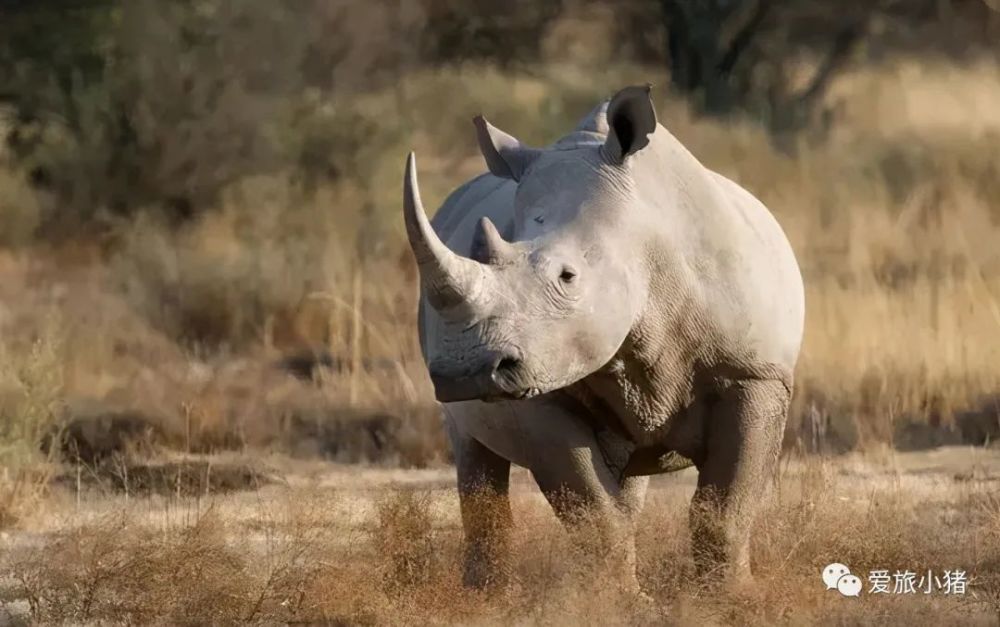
xmin=495 ymin=356 xmax=520 ymax=374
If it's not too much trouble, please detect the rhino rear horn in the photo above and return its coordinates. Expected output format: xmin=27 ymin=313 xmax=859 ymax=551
xmin=402 ymin=152 xmax=494 ymax=313
xmin=471 ymin=216 xmax=516 ymax=265
xmin=473 ymin=115 xmax=541 ymax=182
xmin=602 ymin=84 xmax=658 ymax=164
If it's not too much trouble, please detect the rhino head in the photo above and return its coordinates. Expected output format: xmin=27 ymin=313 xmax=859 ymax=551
xmin=405 ymin=86 xmax=660 ymax=403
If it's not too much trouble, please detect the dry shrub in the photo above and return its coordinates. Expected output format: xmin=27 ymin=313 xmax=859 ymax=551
xmin=0 ymin=246 xmax=444 ymax=467
xmin=504 ymin=502 xmax=665 ymax=626
xmin=108 ymin=185 xmax=342 ymax=352
xmin=93 ymin=59 xmax=1000 ymax=456
xmin=4 ymin=5 xmax=1000 ymax=623
xmin=627 ymin=464 xmax=991 ymax=624
xmin=3 ymin=56 xmax=1000 ymax=478
xmin=53 ymin=457 xmax=281 ymax=498
xmin=11 ymin=510 xmax=247 ymax=624
xmin=8 ymin=496 xmax=353 ymax=624
xmin=51 ymin=410 xmax=161 ymax=466
xmin=373 ymin=489 xmax=438 ymax=590
xmin=0 ymin=167 xmax=42 ymax=248
xmin=0 ymin=313 xmax=65 ymax=527
xmin=3 ymin=459 xmax=997 ymax=624
xmin=0 ymin=314 xmax=64 ymax=463
xmin=0 ymin=466 xmax=54 ymax=531
xmin=236 ymin=492 xmax=345 ymax=623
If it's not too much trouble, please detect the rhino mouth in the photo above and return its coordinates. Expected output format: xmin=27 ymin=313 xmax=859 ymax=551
xmin=429 ymin=363 xmax=543 ymax=403
xmin=430 ymin=374 xmax=489 ymax=403
xmin=432 ymin=376 xmax=542 ymax=403
xmin=478 ymin=386 xmax=541 ymax=403
xmin=489 ymin=358 xmax=543 ymax=401
xmin=429 ymin=346 xmax=547 ymax=403
xmin=505 ymin=386 xmax=541 ymax=401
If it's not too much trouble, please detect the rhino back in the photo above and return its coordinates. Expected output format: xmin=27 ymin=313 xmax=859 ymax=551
xmin=631 ymin=131 xmax=804 ymax=380
xmin=704 ymin=170 xmax=804 ymax=373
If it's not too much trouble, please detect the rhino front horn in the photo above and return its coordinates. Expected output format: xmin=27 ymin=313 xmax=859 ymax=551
xmin=402 ymin=152 xmax=494 ymax=314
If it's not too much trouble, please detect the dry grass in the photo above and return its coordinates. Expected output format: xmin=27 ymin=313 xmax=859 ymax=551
xmin=2 ymin=450 xmax=999 ymax=625
xmin=1 ymin=48 xmax=1000 ymax=624
xmin=0 ymin=312 xmax=65 ymax=527
xmin=0 ymin=59 xmax=997 ymax=466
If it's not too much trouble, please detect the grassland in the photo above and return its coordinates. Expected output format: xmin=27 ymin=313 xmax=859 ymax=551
xmin=1 ymin=57 xmax=1000 ymax=624
xmin=3 ymin=448 xmax=1000 ymax=624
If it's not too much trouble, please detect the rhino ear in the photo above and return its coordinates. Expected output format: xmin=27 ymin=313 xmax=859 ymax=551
xmin=574 ymin=100 xmax=611 ymax=135
xmin=473 ymin=115 xmax=541 ymax=182
xmin=603 ymin=84 xmax=658 ymax=164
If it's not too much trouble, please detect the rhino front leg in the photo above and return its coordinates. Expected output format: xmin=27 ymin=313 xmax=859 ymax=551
xmin=530 ymin=434 xmax=647 ymax=594
xmin=453 ymin=434 xmax=513 ymax=589
xmin=689 ymin=378 xmax=788 ymax=582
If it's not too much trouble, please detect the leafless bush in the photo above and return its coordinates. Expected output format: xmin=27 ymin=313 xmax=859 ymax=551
xmin=373 ymin=490 xmax=438 ymax=589
xmin=0 ymin=314 xmax=65 ymax=527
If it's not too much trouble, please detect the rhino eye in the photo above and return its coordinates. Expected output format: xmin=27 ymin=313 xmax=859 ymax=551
xmin=559 ymin=266 xmax=577 ymax=284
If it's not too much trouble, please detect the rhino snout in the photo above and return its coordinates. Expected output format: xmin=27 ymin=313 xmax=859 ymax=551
xmin=428 ymin=348 xmax=529 ymax=403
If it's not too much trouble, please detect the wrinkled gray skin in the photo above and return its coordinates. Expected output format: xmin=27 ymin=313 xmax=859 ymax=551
xmin=404 ymin=86 xmax=804 ymax=592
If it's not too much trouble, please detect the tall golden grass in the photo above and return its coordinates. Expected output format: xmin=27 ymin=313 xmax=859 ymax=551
xmin=1 ymin=5 xmax=999 ymax=621
xmin=0 ymin=59 xmax=999 ymax=519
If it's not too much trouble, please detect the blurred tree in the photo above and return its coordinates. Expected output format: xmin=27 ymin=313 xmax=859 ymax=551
xmin=0 ymin=0 xmax=431 ymax=235
xmin=0 ymin=1 xmax=119 ymax=185
xmin=420 ymin=0 xmax=565 ymax=67
xmin=1 ymin=0 xmax=998 ymax=236
xmin=0 ymin=1 xmax=339 ymax=231
xmin=658 ymin=0 xmax=870 ymax=138
xmin=652 ymin=0 xmax=1000 ymax=138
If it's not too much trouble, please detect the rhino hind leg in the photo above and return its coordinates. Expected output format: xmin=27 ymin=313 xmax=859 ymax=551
xmin=619 ymin=474 xmax=650 ymax=520
xmin=453 ymin=433 xmax=514 ymax=590
xmin=689 ymin=378 xmax=789 ymax=582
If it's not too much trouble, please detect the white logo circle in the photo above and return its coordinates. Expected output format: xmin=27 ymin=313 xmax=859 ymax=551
xmin=837 ymin=574 xmax=863 ymax=597
xmin=822 ymin=563 xmax=851 ymax=590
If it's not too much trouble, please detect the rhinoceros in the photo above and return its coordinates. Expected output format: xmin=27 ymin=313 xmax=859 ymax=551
xmin=403 ymin=85 xmax=804 ymax=590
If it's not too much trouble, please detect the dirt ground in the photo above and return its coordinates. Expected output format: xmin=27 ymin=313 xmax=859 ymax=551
xmin=2 ymin=446 xmax=1000 ymax=625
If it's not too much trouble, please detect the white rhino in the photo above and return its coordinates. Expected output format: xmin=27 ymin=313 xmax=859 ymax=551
xmin=403 ymin=86 xmax=804 ymax=591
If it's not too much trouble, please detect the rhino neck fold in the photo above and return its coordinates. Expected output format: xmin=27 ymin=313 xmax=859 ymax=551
xmin=580 ymin=253 xmax=711 ymax=447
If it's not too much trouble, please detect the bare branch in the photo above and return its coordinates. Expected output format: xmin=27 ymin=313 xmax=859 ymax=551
xmin=796 ymin=18 xmax=868 ymax=108
xmin=718 ymin=0 xmax=772 ymax=76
